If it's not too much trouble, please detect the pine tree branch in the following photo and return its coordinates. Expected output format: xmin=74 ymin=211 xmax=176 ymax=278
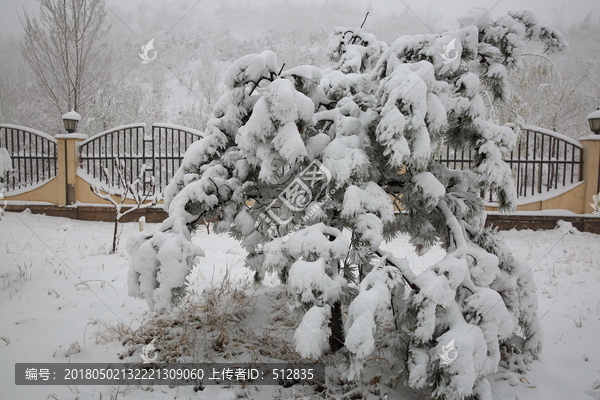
xmin=438 ymin=199 xmax=468 ymax=251
xmin=374 ymin=248 xmax=419 ymax=291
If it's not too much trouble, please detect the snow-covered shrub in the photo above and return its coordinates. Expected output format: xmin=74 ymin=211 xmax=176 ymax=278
xmin=0 ymin=148 xmax=11 ymax=187
xmin=0 ymin=148 xmax=12 ymax=220
xmin=128 ymin=9 xmax=565 ymax=399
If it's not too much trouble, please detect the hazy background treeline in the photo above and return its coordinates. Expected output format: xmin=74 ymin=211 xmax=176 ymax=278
xmin=0 ymin=0 xmax=598 ymax=138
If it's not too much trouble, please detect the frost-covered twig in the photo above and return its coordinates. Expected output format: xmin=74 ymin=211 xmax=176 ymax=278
xmin=90 ymin=158 xmax=161 ymax=252
xmin=359 ymin=12 xmax=369 ymax=29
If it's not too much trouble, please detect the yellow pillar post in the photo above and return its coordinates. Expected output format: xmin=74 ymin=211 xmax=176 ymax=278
xmin=580 ymin=135 xmax=600 ymax=214
xmin=55 ymin=133 xmax=87 ymax=206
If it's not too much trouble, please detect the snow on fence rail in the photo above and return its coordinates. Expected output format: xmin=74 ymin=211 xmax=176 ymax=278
xmin=78 ymin=123 xmax=203 ymax=194
xmin=438 ymin=125 xmax=582 ymax=201
xmin=0 ymin=124 xmax=58 ymax=192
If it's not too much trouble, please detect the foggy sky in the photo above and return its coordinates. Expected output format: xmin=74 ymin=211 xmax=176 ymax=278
xmin=0 ymin=0 xmax=597 ymax=39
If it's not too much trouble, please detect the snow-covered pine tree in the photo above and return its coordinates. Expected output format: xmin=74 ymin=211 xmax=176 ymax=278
xmin=127 ymin=9 xmax=566 ymax=399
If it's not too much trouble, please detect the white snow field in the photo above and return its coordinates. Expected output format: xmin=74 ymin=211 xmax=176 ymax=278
xmin=1 ymin=211 xmax=599 ymax=400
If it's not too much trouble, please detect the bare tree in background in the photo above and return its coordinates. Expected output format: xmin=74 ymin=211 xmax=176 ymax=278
xmin=20 ymin=0 xmax=112 ymax=116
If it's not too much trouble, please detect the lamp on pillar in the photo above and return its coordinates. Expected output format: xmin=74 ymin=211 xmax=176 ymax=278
xmin=587 ymin=108 xmax=600 ymax=135
xmin=60 ymin=110 xmax=82 ymax=205
xmin=62 ymin=110 xmax=81 ymax=133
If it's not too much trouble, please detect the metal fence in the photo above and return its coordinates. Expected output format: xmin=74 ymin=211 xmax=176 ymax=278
xmin=0 ymin=124 xmax=58 ymax=192
xmin=1 ymin=121 xmax=584 ymax=205
xmin=78 ymin=123 xmax=203 ymax=194
xmin=438 ymin=125 xmax=582 ymax=201
xmin=151 ymin=123 xmax=205 ymax=193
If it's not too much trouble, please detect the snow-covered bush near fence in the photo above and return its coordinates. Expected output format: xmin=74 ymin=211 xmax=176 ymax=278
xmin=128 ymin=9 xmax=566 ymax=400
xmin=0 ymin=148 xmax=11 ymax=184
xmin=0 ymin=148 xmax=11 ymax=220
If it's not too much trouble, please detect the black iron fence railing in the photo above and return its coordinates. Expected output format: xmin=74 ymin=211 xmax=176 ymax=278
xmin=151 ymin=123 xmax=205 ymax=194
xmin=0 ymin=124 xmax=58 ymax=192
xmin=78 ymin=123 xmax=203 ymax=195
xmin=438 ymin=125 xmax=583 ymax=202
xmin=79 ymin=123 xmax=147 ymax=192
xmin=1 ymin=122 xmax=586 ymax=206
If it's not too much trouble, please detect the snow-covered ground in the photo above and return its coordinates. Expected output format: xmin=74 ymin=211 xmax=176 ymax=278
xmin=0 ymin=211 xmax=599 ymax=399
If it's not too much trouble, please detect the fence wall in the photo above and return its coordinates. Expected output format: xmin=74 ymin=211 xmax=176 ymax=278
xmin=2 ymin=124 xmax=600 ymax=217
xmin=508 ymin=126 xmax=582 ymax=199
xmin=438 ymin=125 xmax=599 ymax=214
xmin=2 ymin=123 xmax=203 ymax=209
xmin=491 ymin=134 xmax=598 ymax=214
xmin=0 ymin=124 xmax=58 ymax=191
xmin=0 ymin=124 xmax=63 ymax=204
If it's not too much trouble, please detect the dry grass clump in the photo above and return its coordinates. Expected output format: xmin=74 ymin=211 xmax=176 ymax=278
xmin=118 ymin=270 xmax=303 ymax=363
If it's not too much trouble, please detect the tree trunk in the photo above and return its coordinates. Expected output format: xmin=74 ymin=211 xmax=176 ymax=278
xmin=391 ymin=282 xmax=406 ymax=331
xmin=112 ymin=217 xmax=119 ymax=253
xmin=329 ymin=300 xmax=344 ymax=352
